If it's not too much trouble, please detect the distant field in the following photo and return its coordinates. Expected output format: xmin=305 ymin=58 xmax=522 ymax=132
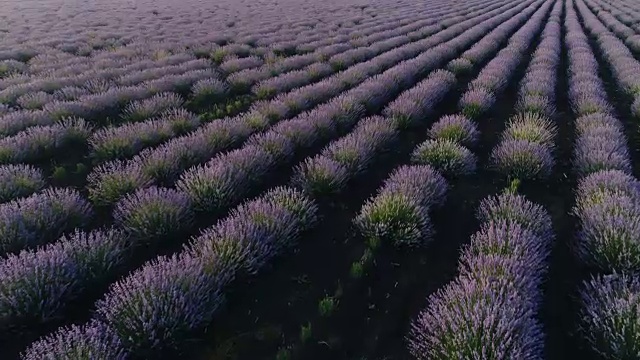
xmin=1 ymin=0 xmax=640 ymax=359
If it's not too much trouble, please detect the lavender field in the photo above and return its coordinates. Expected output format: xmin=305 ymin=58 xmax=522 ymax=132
xmin=2 ymin=0 xmax=640 ymax=358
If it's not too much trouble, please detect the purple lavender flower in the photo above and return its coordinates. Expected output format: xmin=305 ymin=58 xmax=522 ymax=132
xmin=114 ymin=187 xmax=194 ymax=242
xmin=122 ymin=92 xmax=183 ymax=122
xmin=579 ymin=274 xmax=640 ymax=359
xmin=97 ymin=253 xmax=225 ymax=355
xmin=1 ymin=228 xmax=129 ymax=329
xmin=469 ymin=73 xmax=507 ymax=93
xmin=188 ymin=198 xmax=298 ymax=277
xmin=0 ymin=188 xmax=93 ymax=254
xmin=219 ymin=56 xmax=263 ymax=73
xmin=632 ymin=96 xmax=640 ymax=119
xmin=576 ymin=170 xmax=640 ymax=208
xmin=458 ymin=87 xmax=495 ymax=119
xmin=571 ymin=93 xmax=613 ymax=116
xmin=407 ymin=276 xmax=543 ymax=360
xmin=516 ymin=94 xmax=556 ymax=117
xmin=354 ymin=192 xmax=433 ymax=247
xmin=262 ymin=186 xmax=319 ymax=233
xmin=87 ymin=160 xmax=154 ymax=206
xmin=190 ymin=78 xmax=228 ymax=105
xmin=90 ymin=109 xmax=200 ymax=162
xmin=477 ymin=192 xmax=554 ymax=243
xmin=176 ymin=146 xmax=274 ymax=213
xmin=576 ymin=192 xmax=640 ymax=272
xmin=291 ymin=155 xmax=349 ymax=197
xmin=245 ymin=131 xmax=295 ymax=162
xmin=16 ymin=91 xmax=55 ymax=110
xmin=446 ymin=58 xmax=473 ymax=75
xmin=491 ymin=139 xmax=554 ymax=180
xmin=0 ymin=118 xmax=91 ymax=164
xmin=0 ymin=164 xmax=45 ymax=203
xmin=22 ymin=320 xmax=128 ymax=360
xmin=502 ymin=112 xmax=557 ymax=148
xmin=380 ymin=165 xmax=448 ymax=209
xmin=573 ymin=132 xmax=632 ymax=177
xmin=465 ymin=220 xmax=548 ymax=277
xmin=428 ymin=114 xmax=479 ymax=147
xmin=411 ymin=139 xmax=477 ymax=177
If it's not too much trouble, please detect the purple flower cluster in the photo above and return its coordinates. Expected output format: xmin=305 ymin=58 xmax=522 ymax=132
xmin=0 ymin=228 xmax=129 ymax=330
xmin=574 ymin=170 xmax=640 ymax=272
xmin=492 ymin=112 xmax=557 ymax=181
xmin=0 ymin=118 xmax=91 ymax=165
xmin=355 ymin=165 xmax=447 ymax=246
xmin=177 ymin=145 xmax=276 ymax=213
xmin=114 ymin=187 xmax=194 ymax=243
xmin=428 ymin=114 xmax=479 ymax=147
xmin=576 ymin=0 xmax=640 ymax=105
xmin=0 ymin=188 xmax=93 ymax=255
xmin=579 ymin=273 xmax=640 ymax=359
xmin=573 ymin=112 xmax=631 ymax=177
xmin=122 ymin=92 xmax=184 ymax=123
xmin=411 ymin=139 xmax=477 ymax=177
xmin=291 ymin=116 xmax=397 ymax=197
xmin=90 ymin=108 xmax=200 ymax=162
xmin=408 ymin=192 xmax=553 ymax=359
xmin=22 ymin=320 xmax=128 ymax=360
xmin=89 ymin=187 xmax=316 ymax=356
xmin=190 ymin=78 xmax=229 ymax=105
xmin=458 ymin=87 xmax=495 ymax=119
xmin=0 ymin=164 xmax=45 ymax=203
xmin=383 ymin=70 xmax=456 ymax=129
xmin=252 ymin=63 xmax=333 ymax=99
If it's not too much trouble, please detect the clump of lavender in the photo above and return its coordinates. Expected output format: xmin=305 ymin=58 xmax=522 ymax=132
xmin=576 ymin=170 xmax=640 ymax=208
xmin=291 ymin=156 xmax=349 ymax=197
xmin=16 ymin=91 xmax=55 ymax=110
xmin=122 ymin=92 xmax=183 ymax=122
xmin=245 ymin=131 xmax=295 ymax=162
xmin=1 ymin=229 xmax=129 ymax=329
xmin=114 ymin=187 xmax=194 ymax=243
xmin=491 ymin=139 xmax=554 ymax=180
xmin=190 ymin=78 xmax=229 ymax=106
xmin=458 ymin=87 xmax=495 ymax=119
xmin=477 ymin=192 xmax=554 ymax=243
xmin=176 ymin=146 xmax=274 ymax=213
xmin=502 ymin=112 xmax=557 ymax=148
xmin=446 ymin=58 xmax=473 ymax=76
xmin=632 ymin=96 xmax=640 ymax=119
xmin=579 ymin=274 xmax=640 ymax=359
xmin=262 ymin=186 xmax=319 ymax=233
xmin=0 ymin=188 xmax=93 ymax=254
xmin=97 ymin=253 xmax=225 ymax=356
xmin=464 ymin=220 xmax=548 ymax=281
xmin=407 ymin=276 xmax=543 ymax=360
xmin=428 ymin=114 xmax=479 ymax=147
xmin=354 ymin=165 xmax=447 ymax=246
xmin=411 ymin=139 xmax=477 ymax=177
xmin=88 ymin=160 xmax=154 ymax=206
xmin=516 ymin=94 xmax=556 ymax=117
xmin=22 ymin=320 xmax=128 ymax=360
xmin=575 ymin=193 xmax=640 ymax=273
xmin=90 ymin=109 xmax=200 ymax=162
xmin=0 ymin=164 xmax=45 ymax=203
xmin=0 ymin=118 xmax=92 ymax=165
xmin=355 ymin=193 xmax=433 ymax=247
xmin=188 ymin=198 xmax=299 ymax=277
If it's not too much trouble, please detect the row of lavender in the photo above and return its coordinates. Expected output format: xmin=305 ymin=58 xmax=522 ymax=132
xmin=405 ymin=1 xmax=562 ymax=358
xmin=0 ymin=0 xmax=509 ymax=206
xmin=565 ymin=0 xmax=640 ymax=358
xmin=84 ymin=0 xmax=527 ymax=207
xmin=0 ymin=1 xmax=543 ymax=357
